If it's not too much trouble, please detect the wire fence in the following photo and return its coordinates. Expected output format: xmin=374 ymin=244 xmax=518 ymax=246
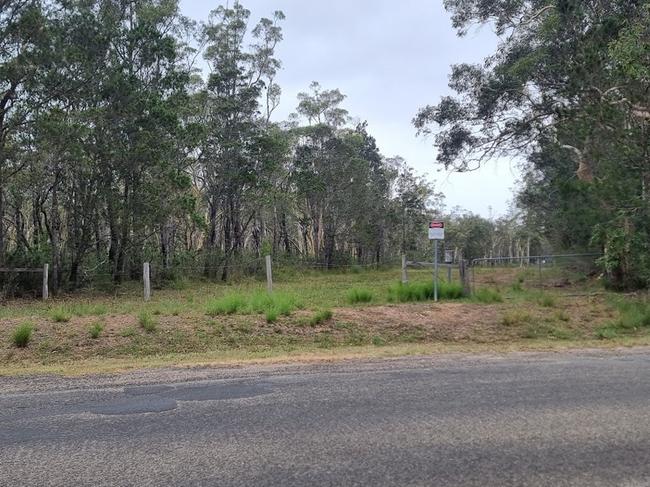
xmin=470 ymin=253 xmax=602 ymax=291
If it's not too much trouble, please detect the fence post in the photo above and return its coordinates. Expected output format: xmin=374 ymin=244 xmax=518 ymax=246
xmin=143 ymin=262 xmax=151 ymax=302
xmin=42 ymin=263 xmax=49 ymax=300
xmin=447 ymin=264 xmax=452 ymax=283
xmin=459 ymin=260 xmax=471 ymax=296
xmin=265 ymin=255 xmax=273 ymax=294
xmin=538 ymin=258 xmax=543 ymax=288
xmin=401 ymin=254 xmax=408 ymax=284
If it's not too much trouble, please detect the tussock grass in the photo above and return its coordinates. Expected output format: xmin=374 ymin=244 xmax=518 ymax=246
xmin=501 ymin=310 xmax=532 ymax=327
xmin=206 ymin=294 xmax=248 ymax=316
xmin=597 ymin=300 xmax=650 ymax=339
xmin=537 ymin=294 xmax=556 ymax=308
xmin=138 ymin=311 xmax=157 ymax=332
xmin=12 ymin=322 xmax=34 ymax=348
xmin=347 ymin=288 xmax=374 ymax=304
xmin=265 ymin=308 xmax=279 ymax=323
xmin=387 ymin=281 xmax=464 ymax=303
xmin=310 ymin=309 xmax=333 ymax=326
xmin=88 ymin=322 xmax=104 ymax=339
xmin=50 ymin=307 xmax=72 ymax=323
xmin=472 ymin=288 xmax=503 ymax=304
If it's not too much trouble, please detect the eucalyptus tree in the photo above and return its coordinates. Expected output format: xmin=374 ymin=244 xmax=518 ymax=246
xmin=415 ymin=0 xmax=650 ymax=288
xmin=199 ymin=3 xmax=284 ymax=274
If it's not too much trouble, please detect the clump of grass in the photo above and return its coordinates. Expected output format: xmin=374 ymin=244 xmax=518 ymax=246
xmin=310 ymin=309 xmax=333 ymax=326
xmin=265 ymin=308 xmax=279 ymax=323
xmin=50 ymin=307 xmax=72 ymax=323
xmin=138 ymin=311 xmax=157 ymax=332
xmin=555 ymin=310 xmax=570 ymax=322
xmin=387 ymin=281 xmax=464 ymax=303
xmin=510 ymin=281 xmax=523 ymax=292
xmin=538 ymin=294 xmax=556 ymax=308
xmin=595 ymin=299 xmax=650 ymax=339
xmin=12 ymin=322 xmax=34 ymax=348
xmin=501 ymin=310 xmax=532 ymax=327
xmin=596 ymin=326 xmax=618 ymax=340
xmin=371 ymin=335 xmax=386 ymax=346
xmin=206 ymin=294 xmax=248 ymax=316
xmin=120 ymin=327 xmax=137 ymax=337
xmin=522 ymin=322 xmax=573 ymax=340
xmin=472 ymin=288 xmax=503 ymax=304
xmin=88 ymin=322 xmax=104 ymax=339
xmin=347 ymin=287 xmax=373 ymax=304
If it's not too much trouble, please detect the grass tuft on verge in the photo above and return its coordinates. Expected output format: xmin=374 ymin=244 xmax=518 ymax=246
xmin=12 ymin=322 xmax=34 ymax=348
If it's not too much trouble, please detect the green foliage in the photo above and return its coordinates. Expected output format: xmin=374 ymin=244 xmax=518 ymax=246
xmin=537 ymin=295 xmax=556 ymax=308
xmin=347 ymin=288 xmax=374 ymax=304
xmin=12 ymin=323 xmax=34 ymax=348
xmin=472 ymin=288 xmax=503 ymax=304
xmin=265 ymin=308 xmax=279 ymax=324
xmin=88 ymin=322 xmax=104 ymax=339
xmin=387 ymin=281 xmax=464 ymax=302
xmin=138 ymin=312 xmax=157 ymax=333
xmin=309 ymin=309 xmax=333 ymax=326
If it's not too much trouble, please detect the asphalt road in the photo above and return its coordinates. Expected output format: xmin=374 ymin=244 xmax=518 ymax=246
xmin=1 ymin=350 xmax=649 ymax=487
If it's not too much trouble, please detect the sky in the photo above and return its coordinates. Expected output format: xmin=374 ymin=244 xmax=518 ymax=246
xmin=179 ymin=0 xmax=522 ymax=217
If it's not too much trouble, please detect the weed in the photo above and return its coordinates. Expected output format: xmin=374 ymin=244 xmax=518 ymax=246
xmin=50 ymin=307 xmax=72 ymax=323
xmin=138 ymin=311 xmax=157 ymax=332
xmin=555 ymin=310 xmax=570 ymax=322
xmin=88 ymin=322 xmax=104 ymax=339
xmin=372 ymin=335 xmax=387 ymax=346
xmin=473 ymin=288 xmax=503 ymax=304
xmin=12 ymin=322 xmax=34 ymax=348
xmin=511 ymin=281 xmax=523 ymax=292
xmin=596 ymin=326 xmax=618 ymax=340
xmin=309 ymin=309 xmax=333 ymax=326
xmin=347 ymin=287 xmax=373 ymax=304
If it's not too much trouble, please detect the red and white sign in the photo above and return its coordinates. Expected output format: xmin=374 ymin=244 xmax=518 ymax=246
xmin=428 ymin=220 xmax=445 ymax=240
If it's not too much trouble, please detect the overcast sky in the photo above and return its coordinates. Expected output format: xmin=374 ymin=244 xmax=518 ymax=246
xmin=179 ymin=0 xmax=521 ymax=217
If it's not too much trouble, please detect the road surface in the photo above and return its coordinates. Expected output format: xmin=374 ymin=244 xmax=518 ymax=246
xmin=1 ymin=349 xmax=649 ymax=486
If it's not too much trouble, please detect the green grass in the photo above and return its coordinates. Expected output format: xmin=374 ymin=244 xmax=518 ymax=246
xmin=537 ymin=294 xmax=556 ymax=308
xmin=501 ymin=310 xmax=532 ymax=327
xmin=596 ymin=299 xmax=650 ymax=339
xmin=88 ymin=322 xmax=104 ymax=339
xmin=120 ymin=327 xmax=136 ymax=337
xmin=50 ymin=307 xmax=72 ymax=323
xmin=387 ymin=281 xmax=464 ymax=303
xmin=265 ymin=308 xmax=279 ymax=323
xmin=347 ymin=287 xmax=373 ymax=304
xmin=310 ymin=309 xmax=334 ymax=326
xmin=472 ymin=288 xmax=503 ymax=304
xmin=138 ymin=311 xmax=157 ymax=333
xmin=206 ymin=294 xmax=248 ymax=316
xmin=12 ymin=322 xmax=34 ymax=348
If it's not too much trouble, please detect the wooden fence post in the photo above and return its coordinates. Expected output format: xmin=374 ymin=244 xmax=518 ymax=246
xmin=265 ymin=255 xmax=273 ymax=294
xmin=143 ymin=262 xmax=151 ymax=302
xmin=42 ymin=263 xmax=49 ymax=300
xmin=401 ymin=254 xmax=408 ymax=284
xmin=447 ymin=264 xmax=452 ymax=283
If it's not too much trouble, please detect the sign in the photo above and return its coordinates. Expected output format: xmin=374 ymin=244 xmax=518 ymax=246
xmin=444 ymin=249 xmax=454 ymax=264
xmin=428 ymin=220 xmax=445 ymax=240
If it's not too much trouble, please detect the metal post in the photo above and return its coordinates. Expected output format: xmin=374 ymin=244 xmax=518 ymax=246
xmin=143 ymin=262 xmax=151 ymax=302
xmin=265 ymin=255 xmax=273 ymax=294
xmin=433 ymin=240 xmax=439 ymax=302
xmin=447 ymin=264 xmax=452 ymax=283
xmin=42 ymin=263 xmax=49 ymax=300
xmin=538 ymin=258 xmax=543 ymax=288
xmin=401 ymin=254 xmax=408 ymax=284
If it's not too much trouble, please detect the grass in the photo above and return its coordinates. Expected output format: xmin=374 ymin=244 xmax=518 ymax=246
xmin=50 ymin=307 xmax=72 ymax=323
xmin=387 ymin=281 xmax=464 ymax=303
xmin=310 ymin=309 xmax=333 ymax=326
xmin=88 ymin=322 xmax=104 ymax=339
xmin=596 ymin=299 xmax=650 ymax=339
xmin=347 ymin=287 xmax=373 ymax=304
xmin=265 ymin=308 xmax=279 ymax=323
xmin=207 ymin=291 xmax=301 ymax=319
xmin=12 ymin=322 xmax=34 ymax=348
xmin=501 ymin=310 xmax=533 ymax=327
xmin=472 ymin=287 xmax=503 ymax=304
xmin=138 ymin=311 xmax=157 ymax=333
xmin=206 ymin=294 xmax=248 ymax=316
xmin=538 ymin=295 xmax=556 ymax=308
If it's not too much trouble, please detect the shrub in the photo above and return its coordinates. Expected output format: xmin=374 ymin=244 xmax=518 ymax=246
xmin=310 ymin=309 xmax=333 ymax=326
xmin=12 ymin=322 xmax=33 ymax=348
xmin=50 ymin=307 xmax=71 ymax=323
xmin=206 ymin=294 xmax=248 ymax=316
xmin=88 ymin=322 xmax=104 ymax=339
xmin=347 ymin=288 xmax=373 ymax=304
xmin=473 ymin=288 xmax=503 ymax=304
xmin=138 ymin=311 xmax=157 ymax=332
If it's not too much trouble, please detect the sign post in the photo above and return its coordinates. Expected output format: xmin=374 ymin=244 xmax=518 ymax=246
xmin=428 ymin=221 xmax=445 ymax=302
